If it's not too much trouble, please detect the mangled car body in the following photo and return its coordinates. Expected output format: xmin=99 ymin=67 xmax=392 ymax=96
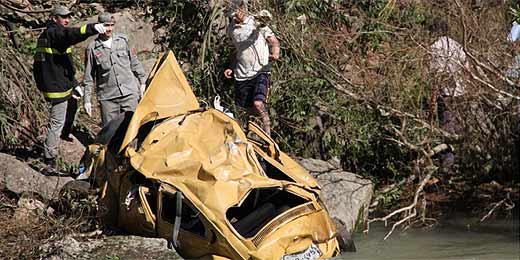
xmin=82 ymin=51 xmax=342 ymax=259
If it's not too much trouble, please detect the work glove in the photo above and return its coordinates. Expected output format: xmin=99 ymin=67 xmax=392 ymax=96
xmin=84 ymin=101 xmax=92 ymax=117
xmin=139 ymin=84 xmax=146 ymax=98
xmin=94 ymin=23 xmax=107 ymax=34
xmin=72 ymin=86 xmax=84 ymax=99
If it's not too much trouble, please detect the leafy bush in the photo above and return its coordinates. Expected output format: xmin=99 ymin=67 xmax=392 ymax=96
xmin=143 ymin=0 xmax=518 ymax=215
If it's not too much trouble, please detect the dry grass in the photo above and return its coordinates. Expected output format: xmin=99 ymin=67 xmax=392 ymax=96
xmin=0 ymin=189 xmax=98 ymax=259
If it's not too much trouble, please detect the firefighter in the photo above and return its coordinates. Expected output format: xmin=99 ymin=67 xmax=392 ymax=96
xmin=33 ymin=5 xmax=106 ymax=173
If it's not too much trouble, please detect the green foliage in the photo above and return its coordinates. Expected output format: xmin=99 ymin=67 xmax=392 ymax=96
xmin=146 ymin=0 xmax=515 ymax=196
xmin=147 ymin=0 xmax=211 ymax=59
xmin=281 ymin=0 xmax=349 ymax=28
xmin=147 ymin=0 xmax=233 ymax=104
xmin=0 ymin=106 xmax=20 ymax=150
xmin=399 ymin=4 xmax=427 ymax=27
xmin=340 ymin=113 xmax=407 ymax=180
xmin=510 ymin=6 xmax=520 ymax=23
xmin=0 ymin=34 xmax=48 ymax=150
xmin=380 ymin=187 xmax=402 ymax=208
xmin=18 ymin=33 xmax=37 ymax=55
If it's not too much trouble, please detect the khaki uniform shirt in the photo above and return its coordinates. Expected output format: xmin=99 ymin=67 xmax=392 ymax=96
xmin=84 ymin=33 xmax=146 ymax=101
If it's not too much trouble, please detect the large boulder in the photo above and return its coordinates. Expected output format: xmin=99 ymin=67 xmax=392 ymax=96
xmin=299 ymin=158 xmax=373 ymax=233
xmin=0 ymin=153 xmax=73 ymax=200
xmin=316 ymin=170 xmax=373 ymax=233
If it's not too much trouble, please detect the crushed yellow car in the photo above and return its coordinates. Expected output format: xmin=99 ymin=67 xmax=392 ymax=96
xmin=82 ymin=51 xmax=343 ymax=260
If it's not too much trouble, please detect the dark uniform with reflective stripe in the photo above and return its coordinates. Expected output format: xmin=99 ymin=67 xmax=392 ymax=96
xmin=33 ymin=21 xmax=98 ymax=103
xmin=33 ymin=20 xmax=98 ymax=162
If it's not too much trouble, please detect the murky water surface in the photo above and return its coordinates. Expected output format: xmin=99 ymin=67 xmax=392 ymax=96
xmin=337 ymin=217 xmax=519 ymax=260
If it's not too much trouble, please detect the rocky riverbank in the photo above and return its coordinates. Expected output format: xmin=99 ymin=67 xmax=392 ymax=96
xmin=0 ymin=151 xmax=372 ymax=258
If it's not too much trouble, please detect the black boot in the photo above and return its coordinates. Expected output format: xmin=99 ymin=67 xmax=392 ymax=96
xmin=43 ymin=157 xmax=59 ymax=175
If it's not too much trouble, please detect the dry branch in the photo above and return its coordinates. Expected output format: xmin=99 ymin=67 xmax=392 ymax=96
xmin=366 ymin=168 xmax=434 ymax=240
xmin=480 ymin=194 xmax=515 ymax=222
xmin=0 ymin=2 xmax=51 ymax=14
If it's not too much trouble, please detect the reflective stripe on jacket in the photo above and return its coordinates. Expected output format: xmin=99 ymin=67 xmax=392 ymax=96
xmin=33 ymin=21 xmax=98 ymax=103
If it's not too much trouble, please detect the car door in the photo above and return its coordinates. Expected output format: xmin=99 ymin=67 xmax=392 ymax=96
xmin=116 ymin=173 xmax=157 ymax=236
xmin=156 ymin=184 xmax=216 ymax=258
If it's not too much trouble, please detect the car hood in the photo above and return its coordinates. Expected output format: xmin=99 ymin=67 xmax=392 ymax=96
xmin=116 ymin=51 xmax=334 ymax=259
xmin=119 ymin=51 xmax=200 ymax=153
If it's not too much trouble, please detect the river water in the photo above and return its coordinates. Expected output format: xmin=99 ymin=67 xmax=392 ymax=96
xmin=338 ymin=216 xmax=519 ymax=260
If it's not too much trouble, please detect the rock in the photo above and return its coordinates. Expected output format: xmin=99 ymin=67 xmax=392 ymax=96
xmin=298 ymin=158 xmax=337 ymax=173
xmin=0 ymin=153 xmax=73 ymax=201
xmin=316 ymin=170 xmax=373 ymax=233
xmin=58 ymin=135 xmax=85 ymax=167
xmin=333 ymin=218 xmax=356 ymax=252
xmin=61 ymin=180 xmax=91 ymax=196
xmin=299 ymin=158 xmax=373 ymax=234
xmin=43 ymin=235 xmax=181 ymax=260
xmin=6 ymin=0 xmax=31 ymax=9
xmin=39 ymin=236 xmax=92 ymax=260
xmin=16 ymin=196 xmax=46 ymax=211
xmin=13 ymin=196 xmax=46 ymax=224
xmin=56 ymin=236 xmax=86 ymax=259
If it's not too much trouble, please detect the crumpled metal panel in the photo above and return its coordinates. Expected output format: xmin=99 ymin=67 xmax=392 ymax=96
xmin=126 ymin=109 xmax=282 ymax=213
xmin=119 ymin=51 xmax=199 ymax=152
xmin=92 ymin=51 xmax=340 ymax=259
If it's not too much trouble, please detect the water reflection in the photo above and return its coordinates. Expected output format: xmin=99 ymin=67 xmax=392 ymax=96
xmin=337 ymin=217 xmax=519 ymax=260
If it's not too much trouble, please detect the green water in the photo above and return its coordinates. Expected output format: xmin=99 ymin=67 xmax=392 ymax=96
xmin=338 ymin=217 xmax=519 ymax=260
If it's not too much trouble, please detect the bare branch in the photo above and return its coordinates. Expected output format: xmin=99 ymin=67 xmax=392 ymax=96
xmin=0 ymin=2 xmax=51 ymax=14
xmin=479 ymin=198 xmax=507 ymax=222
xmin=367 ymin=169 xmax=434 ymax=240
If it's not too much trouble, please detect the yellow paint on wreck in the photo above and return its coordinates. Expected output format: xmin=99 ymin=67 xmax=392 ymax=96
xmin=85 ymin=51 xmax=341 ymax=260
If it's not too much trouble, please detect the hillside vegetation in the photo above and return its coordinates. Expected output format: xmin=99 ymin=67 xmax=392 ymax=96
xmin=0 ymin=0 xmax=518 ymax=243
xmin=148 ymin=0 xmax=518 ymax=223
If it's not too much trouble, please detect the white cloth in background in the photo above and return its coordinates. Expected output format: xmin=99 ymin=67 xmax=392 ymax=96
xmin=507 ymin=55 xmax=520 ymax=79
xmin=227 ymin=16 xmax=274 ymax=81
xmin=507 ymin=22 xmax=520 ymax=79
xmin=508 ymin=21 xmax=520 ymax=43
xmin=429 ymin=36 xmax=468 ymax=97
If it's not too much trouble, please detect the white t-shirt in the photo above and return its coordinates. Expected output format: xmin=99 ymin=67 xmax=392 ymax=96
xmin=429 ymin=36 xmax=467 ymax=97
xmin=227 ymin=16 xmax=274 ymax=81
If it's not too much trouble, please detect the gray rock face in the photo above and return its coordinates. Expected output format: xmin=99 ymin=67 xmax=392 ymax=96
xmin=42 ymin=235 xmax=181 ymax=260
xmin=299 ymin=158 xmax=373 ymax=233
xmin=0 ymin=153 xmax=73 ymax=200
xmin=58 ymin=135 xmax=86 ymax=167
xmin=298 ymin=157 xmax=340 ymax=173
xmin=316 ymin=170 xmax=373 ymax=233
